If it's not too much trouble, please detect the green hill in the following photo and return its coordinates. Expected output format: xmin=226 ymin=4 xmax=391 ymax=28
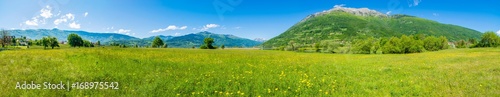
xmin=262 ymin=7 xmax=482 ymax=47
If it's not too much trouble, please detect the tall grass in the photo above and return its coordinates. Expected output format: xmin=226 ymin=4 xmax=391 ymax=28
xmin=0 ymin=47 xmax=499 ymax=96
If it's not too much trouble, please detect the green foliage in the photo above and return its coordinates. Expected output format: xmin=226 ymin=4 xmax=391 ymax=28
xmin=151 ymin=36 xmax=164 ymax=48
xmin=352 ymin=37 xmax=375 ymax=54
xmin=475 ymin=31 xmax=500 ymax=47
xmin=319 ymin=40 xmax=340 ymax=53
xmin=42 ymin=36 xmax=59 ymax=49
xmin=199 ymin=45 xmax=208 ymax=49
xmin=202 ymin=38 xmax=216 ymax=49
xmin=455 ymin=40 xmax=467 ymax=48
xmin=83 ymin=40 xmax=93 ymax=47
xmin=2 ymin=48 xmax=499 ymax=96
xmin=423 ymin=36 xmax=441 ymax=51
xmin=67 ymin=33 xmax=83 ymax=47
xmin=262 ymin=11 xmax=482 ymax=48
xmin=382 ymin=37 xmax=403 ymax=54
xmin=220 ymin=44 xmax=225 ymax=49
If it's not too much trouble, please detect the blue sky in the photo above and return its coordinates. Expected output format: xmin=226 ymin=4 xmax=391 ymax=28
xmin=0 ymin=0 xmax=499 ymax=39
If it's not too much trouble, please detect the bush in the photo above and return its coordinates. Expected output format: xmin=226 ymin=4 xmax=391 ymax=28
xmin=67 ymin=33 xmax=83 ymax=47
xmin=455 ymin=40 xmax=467 ymax=48
xmin=352 ymin=37 xmax=375 ymax=54
xmin=475 ymin=31 xmax=500 ymax=47
xmin=382 ymin=37 xmax=403 ymax=54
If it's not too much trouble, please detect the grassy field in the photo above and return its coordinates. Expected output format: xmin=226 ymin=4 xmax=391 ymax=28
xmin=0 ymin=46 xmax=499 ymax=96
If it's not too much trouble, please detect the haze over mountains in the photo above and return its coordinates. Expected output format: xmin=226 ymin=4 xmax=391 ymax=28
xmin=262 ymin=6 xmax=483 ymax=47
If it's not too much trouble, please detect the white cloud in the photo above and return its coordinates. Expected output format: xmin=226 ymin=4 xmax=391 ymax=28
xmin=25 ymin=17 xmax=39 ymax=26
xmin=151 ymin=25 xmax=187 ymax=33
xmin=69 ymin=22 xmax=81 ymax=29
xmin=497 ymin=29 xmax=500 ymax=35
xmin=117 ymin=29 xmax=131 ymax=33
xmin=40 ymin=5 xmax=53 ymax=19
xmin=53 ymin=13 xmax=75 ymax=25
xmin=66 ymin=13 xmax=75 ymax=20
xmin=53 ymin=19 xmax=67 ymax=25
xmin=174 ymin=32 xmax=181 ymax=36
xmin=114 ymin=29 xmax=132 ymax=35
xmin=386 ymin=11 xmax=392 ymax=15
xmin=84 ymin=12 xmax=88 ymax=17
xmin=201 ymin=24 xmax=220 ymax=31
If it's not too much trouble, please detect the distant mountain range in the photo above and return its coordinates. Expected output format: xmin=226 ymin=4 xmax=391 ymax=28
xmin=6 ymin=29 xmax=262 ymax=48
xmin=262 ymin=6 xmax=483 ymax=47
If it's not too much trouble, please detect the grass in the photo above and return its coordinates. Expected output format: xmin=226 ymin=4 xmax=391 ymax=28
xmin=0 ymin=46 xmax=499 ymax=96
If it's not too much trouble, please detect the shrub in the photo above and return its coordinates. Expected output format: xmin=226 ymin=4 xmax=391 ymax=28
xmin=475 ymin=31 xmax=500 ymax=47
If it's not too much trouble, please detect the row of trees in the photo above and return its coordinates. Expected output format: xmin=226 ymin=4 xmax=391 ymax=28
xmin=350 ymin=35 xmax=449 ymax=54
xmin=150 ymin=36 xmax=225 ymax=49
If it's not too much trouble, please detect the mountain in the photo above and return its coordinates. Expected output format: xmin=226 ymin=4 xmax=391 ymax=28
xmin=5 ymin=29 xmax=261 ymax=48
xmin=8 ymin=28 xmax=139 ymax=43
xmin=262 ymin=6 xmax=483 ymax=47
xmin=166 ymin=31 xmax=262 ymax=48
xmin=142 ymin=35 xmax=174 ymax=41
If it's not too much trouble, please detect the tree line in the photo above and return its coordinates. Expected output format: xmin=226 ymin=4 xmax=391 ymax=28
xmin=278 ymin=31 xmax=500 ymax=54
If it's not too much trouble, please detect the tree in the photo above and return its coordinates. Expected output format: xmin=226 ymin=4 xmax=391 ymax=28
xmin=475 ymin=31 xmax=500 ymax=47
xmin=0 ymin=30 xmax=11 ymax=48
xmin=220 ymin=44 xmax=225 ymax=49
xmin=83 ymin=40 xmax=92 ymax=47
xmin=381 ymin=37 xmax=403 ymax=54
xmin=201 ymin=37 xmax=215 ymax=49
xmin=455 ymin=40 xmax=467 ymax=48
xmin=320 ymin=40 xmax=339 ymax=53
xmin=423 ymin=36 xmax=440 ymax=51
xmin=42 ymin=37 xmax=50 ymax=49
xmin=67 ymin=33 xmax=83 ymax=47
xmin=151 ymin=36 xmax=164 ymax=48
xmin=352 ymin=37 xmax=375 ymax=54
xmin=439 ymin=36 xmax=449 ymax=50
xmin=49 ymin=37 xmax=59 ymax=49
xmin=41 ymin=36 xmax=59 ymax=49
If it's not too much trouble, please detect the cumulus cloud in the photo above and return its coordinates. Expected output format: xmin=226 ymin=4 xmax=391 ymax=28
xmin=40 ymin=6 xmax=53 ymax=18
xmin=69 ymin=22 xmax=81 ymax=29
xmin=25 ymin=17 xmax=40 ymax=26
xmin=54 ymin=13 xmax=75 ymax=25
xmin=84 ymin=12 xmax=88 ymax=17
xmin=151 ymin=25 xmax=187 ymax=33
xmin=497 ymin=29 xmax=500 ymax=35
xmin=24 ymin=6 xmax=54 ymax=26
xmin=201 ymin=24 xmax=220 ymax=31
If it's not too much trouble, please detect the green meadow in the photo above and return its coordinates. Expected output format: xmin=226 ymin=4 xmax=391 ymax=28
xmin=0 ymin=46 xmax=499 ymax=96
